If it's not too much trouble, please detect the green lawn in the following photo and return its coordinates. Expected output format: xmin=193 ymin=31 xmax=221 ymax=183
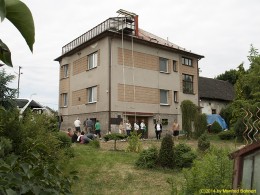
xmin=66 ymin=138 xmax=241 ymax=195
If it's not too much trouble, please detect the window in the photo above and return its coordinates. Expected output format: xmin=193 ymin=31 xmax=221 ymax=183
xmin=162 ymin=119 xmax=168 ymax=125
xmin=183 ymin=74 xmax=194 ymax=94
xmin=87 ymin=86 xmax=97 ymax=103
xmin=182 ymin=57 xmax=192 ymax=66
xmin=212 ymin=109 xmax=216 ymax=114
xmin=61 ymin=93 xmax=68 ymax=107
xmin=159 ymin=57 xmax=168 ymax=73
xmin=173 ymin=60 xmax=178 ymax=72
xmin=88 ymin=52 xmax=98 ymax=70
xmin=160 ymin=89 xmax=168 ymax=105
xmin=63 ymin=64 xmax=69 ymax=78
xmin=174 ymin=91 xmax=178 ymax=102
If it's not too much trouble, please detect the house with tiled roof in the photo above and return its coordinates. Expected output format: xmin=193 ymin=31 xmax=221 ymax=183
xmin=199 ymin=77 xmax=235 ymax=114
xmin=55 ymin=10 xmax=204 ymax=137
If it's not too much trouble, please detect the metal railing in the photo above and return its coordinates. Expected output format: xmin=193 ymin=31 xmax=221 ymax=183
xmin=62 ymin=17 xmax=134 ymax=55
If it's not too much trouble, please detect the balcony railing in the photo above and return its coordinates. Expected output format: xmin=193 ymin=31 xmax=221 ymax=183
xmin=62 ymin=17 xmax=134 ymax=55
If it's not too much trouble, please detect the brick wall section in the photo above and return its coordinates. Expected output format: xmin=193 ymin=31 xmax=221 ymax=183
xmin=118 ymin=84 xmax=159 ymax=104
xmin=73 ymin=55 xmax=87 ymax=75
xmin=60 ymin=79 xmax=70 ymax=93
xmin=118 ymin=48 xmax=159 ymax=71
xmin=179 ymin=58 xmax=198 ymax=94
xmin=72 ymin=89 xmax=87 ymax=106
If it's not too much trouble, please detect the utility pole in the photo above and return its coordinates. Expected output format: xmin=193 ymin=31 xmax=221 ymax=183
xmin=17 ymin=66 xmax=22 ymax=98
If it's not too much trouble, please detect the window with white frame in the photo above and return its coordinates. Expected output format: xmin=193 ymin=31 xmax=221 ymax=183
xmin=160 ymin=89 xmax=169 ymax=105
xmin=87 ymin=86 xmax=97 ymax=103
xmin=61 ymin=93 xmax=68 ymax=107
xmin=159 ymin=57 xmax=169 ymax=73
xmin=174 ymin=91 xmax=178 ymax=102
xmin=182 ymin=74 xmax=194 ymax=94
xmin=63 ymin=64 xmax=69 ymax=78
xmin=182 ymin=57 xmax=192 ymax=67
xmin=88 ymin=52 xmax=98 ymax=70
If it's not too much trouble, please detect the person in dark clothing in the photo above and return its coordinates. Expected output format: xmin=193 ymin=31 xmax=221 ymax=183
xmin=71 ymin=129 xmax=78 ymax=143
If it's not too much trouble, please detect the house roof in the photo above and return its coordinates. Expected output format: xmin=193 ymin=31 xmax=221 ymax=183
xmin=15 ymin=98 xmax=43 ymax=109
xmin=199 ymin=77 xmax=235 ymax=101
xmin=55 ymin=16 xmax=204 ymax=61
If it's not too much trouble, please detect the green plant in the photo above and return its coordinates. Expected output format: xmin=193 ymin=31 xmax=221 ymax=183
xmin=218 ymin=130 xmax=235 ymax=140
xmin=135 ymin=145 xmax=158 ymax=169
xmin=198 ymin=133 xmax=210 ymax=151
xmin=89 ymin=140 xmax=100 ymax=148
xmin=183 ymin=147 xmax=233 ymax=194
xmin=174 ymin=143 xmax=196 ymax=168
xmin=104 ymin=133 xmax=127 ymax=150
xmin=181 ymin=100 xmax=198 ymax=139
xmin=0 ymin=0 xmax=35 ymax=66
xmin=55 ymin=131 xmax=72 ymax=148
xmin=210 ymin=121 xmax=222 ymax=133
xmin=126 ymin=131 xmax=142 ymax=153
xmin=158 ymin=134 xmax=174 ymax=168
xmin=194 ymin=113 xmax=207 ymax=139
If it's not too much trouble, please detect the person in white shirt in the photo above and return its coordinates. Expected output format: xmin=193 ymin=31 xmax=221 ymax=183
xmin=154 ymin=120 xmax=162 ymax=140
xmin=74 ymin=117 xmax=81 ymax=132
xmin=140 ymin=119 xmax=146 ymax=139
xmin=125 ymin=120 xmax=132 ymax=136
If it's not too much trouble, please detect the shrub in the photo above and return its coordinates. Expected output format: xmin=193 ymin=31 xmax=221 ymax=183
xmin=218 ymin=130 xmax=235 ymax=140
xmin=135 ymin=146 xmax=158 ymax=169
xmin=183 ymin=147 xmax=233 ymax=194
xmin=89 ymin=140 xmax=100 ymax=148
xmin=210 ymin=121 xmax=222 ymax=133
xmin=0 ymin=137 xmax=12 ymax=157
xmin=157 ymin=134 xmax=174 ymax=168
xmin=194 ymin=113 xmax=207 ymax=139
xmin=104 ymin=133 xmax=127 ymax=150
xmin=198 ymin=133 xmax=210 ymax=151
xmin=233 ymin=118 xmax=245 ymax=141
xmin=126 ymin=132 xmax=142 ymax=153
xmin=55 ymin=131 xmax=72 ymax=148
xmin=174 ymin=143 xmax=196 ymax=168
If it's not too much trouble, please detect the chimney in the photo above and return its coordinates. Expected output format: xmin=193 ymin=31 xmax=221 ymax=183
xmin=134 ymin=15 xmax=139 ymax=37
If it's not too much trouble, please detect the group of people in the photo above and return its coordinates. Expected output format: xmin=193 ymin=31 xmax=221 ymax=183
xmin=118 ymin=119 xmax=147 ymax=139
xmin=154 ymin=119 xmax=180 ymax=140
xmin=66 ymin=117 xmax=102 ymax=144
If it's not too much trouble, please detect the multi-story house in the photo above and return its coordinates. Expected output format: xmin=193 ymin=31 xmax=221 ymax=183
xmin=55 ymin=10 xmax=204 ymax=138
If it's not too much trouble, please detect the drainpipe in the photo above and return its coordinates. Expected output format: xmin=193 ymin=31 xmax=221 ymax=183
xmin=108 ymin=37 xmax=112 ymax=133
xmin=134 ymin=15 xmax=139 ymax=37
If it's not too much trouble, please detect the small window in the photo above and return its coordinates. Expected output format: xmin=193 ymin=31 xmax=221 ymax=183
xmin=174 ymin=91 xmax=178 ymax=103
xmin=183 ymin=74 xmax=194 ymax=94
xmin=61 ymin=93 xmax=68 ymax=107
xmin=63 ymin=64 xmax=69 ymax=78
xmin=87 ymin=86 xmax=97 ymax=103
xmin=162 ymin=119 xmax=168 ymax=126
xmin=159 ymin=57 xmax=168 ymax=73
xmin=182 ymin=57 xmax=192 ymax=66
xmin=160 ymin=89 xmax=168 ymax=105
xmin=173 ymin=60 xmax=178 ymax=72
xmin=88 ymin=52 xmax=98 ymax=70
xmin=212 ymin=109 xmax=216 ymax=114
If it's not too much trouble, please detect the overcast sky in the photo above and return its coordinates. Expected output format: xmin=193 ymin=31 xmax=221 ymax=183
xmin=1 ymin=0 xmax=259 ymax=110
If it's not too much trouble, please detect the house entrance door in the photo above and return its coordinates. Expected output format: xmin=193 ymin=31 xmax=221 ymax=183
xmin=127 ymin=116 xmax=149 ymax=139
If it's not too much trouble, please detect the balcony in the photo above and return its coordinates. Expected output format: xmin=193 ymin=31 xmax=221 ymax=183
xmin=62 ymin=17 xmax=134 ymax=55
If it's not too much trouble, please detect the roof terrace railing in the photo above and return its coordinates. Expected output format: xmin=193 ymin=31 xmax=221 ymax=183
xmin=62 ymin=17 xmax=134 ymax=55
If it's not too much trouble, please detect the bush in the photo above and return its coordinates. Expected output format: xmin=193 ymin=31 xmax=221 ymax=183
xmin=198 ymin=133 xmax=210 ymax=151
xmin=126 ymin=132 xmax=142 ymax=153
xmin=194 ymin=113 xmax=208 ymax=139
xmin=89 ymin=140 xmax=100 ymax=148
xmin=174 ymin=143 xmax=196 ymax=168
xmin=135 ymin=146 xmax=158 ymax=169
xmin=218 ymin=130 xmax=235 ymax=140
xmin=210 ymin=121 xmax=222 ymax=133
xmin=55 ymin=131 xmax=72 ymax=148
xmin=233 ymin=118 xmax=245 ymax=141
xmin=104 ymin=133 xmax=128 ymax=150
xmin=157 ymin=134 xmax=174 ymax=168
xmin=183 ymin=147 xmax=233 ymax=194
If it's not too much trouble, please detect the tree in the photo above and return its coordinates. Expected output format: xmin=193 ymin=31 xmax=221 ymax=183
xmin=0 ymin=69 xmax=17 ymax=109
xmin=215 ymin=69 xmax=239 ymax=85
xmin=181 ymin=100 xmax=197 ymax=139
xmin=0 ymin=0 xmax=35 ymax=67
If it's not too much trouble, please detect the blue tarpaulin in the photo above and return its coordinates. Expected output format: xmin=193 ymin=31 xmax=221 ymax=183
xmin=206 ymin=114 xmax=228 ymax=130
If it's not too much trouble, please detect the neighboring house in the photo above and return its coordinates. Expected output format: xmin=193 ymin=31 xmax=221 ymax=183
xmin=199 ymin=77 xmax=234 ymax=115
xmin=15 ymin=98 xmax=54 ymax=115
xmin=55 ymin=10 xmax=204 ymax=137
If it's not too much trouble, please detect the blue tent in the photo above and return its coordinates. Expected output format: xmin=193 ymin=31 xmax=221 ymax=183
xmin=206 ymin=114 xmax=228 ymax=130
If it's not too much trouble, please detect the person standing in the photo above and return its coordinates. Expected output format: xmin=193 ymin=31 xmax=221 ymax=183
xmin=134 ymin=121 xmax=139 ymax=132
xmin=74 ymin=117 xmax=81 ymax=132
xmin=125 ymin=120 xmax=132 ymax=136
xmin=172 ymin=120 xmax=180 ymax=140
xmin=119 ymin=121 xmax=125 ymax=134
xmin=140 ymin=119 xmax=146 ymax=139
xmin=155 ymin=120 xmax=162 ymax=140
xmin=86 ymin=118 xmax=93 ymax=133
xmin=95 ymin=120 xmax=101 ymax=139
